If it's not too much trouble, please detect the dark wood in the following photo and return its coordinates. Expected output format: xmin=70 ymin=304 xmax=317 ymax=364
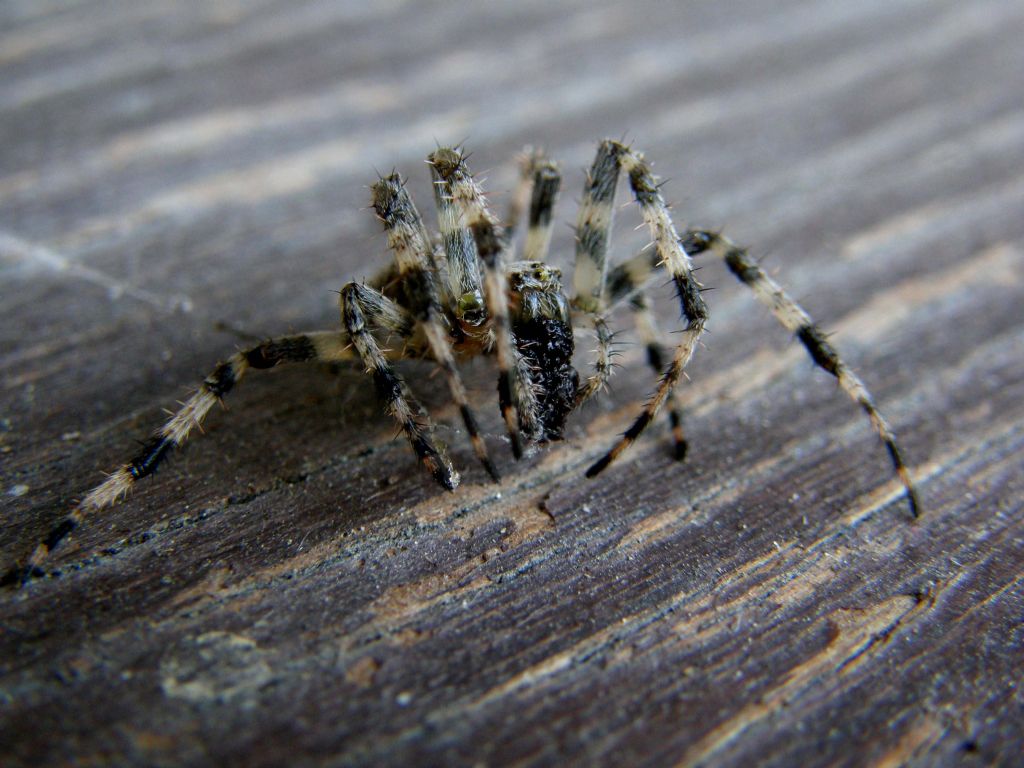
xmin=2 ymin=1 xmax=1022 ymax=765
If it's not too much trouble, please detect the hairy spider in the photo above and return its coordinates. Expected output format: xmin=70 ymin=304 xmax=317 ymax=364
xmin=6 ymin=140 xmax=919 ymax=585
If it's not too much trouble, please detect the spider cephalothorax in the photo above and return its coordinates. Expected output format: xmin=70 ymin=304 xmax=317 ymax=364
xmin=6 ymin=140 xmax=919 ymax=585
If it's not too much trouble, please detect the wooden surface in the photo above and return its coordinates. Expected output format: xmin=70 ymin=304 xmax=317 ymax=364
xmin=2 ymin=1 xmax=1023 ymax=765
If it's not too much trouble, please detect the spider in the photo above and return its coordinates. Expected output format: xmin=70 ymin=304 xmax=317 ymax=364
xmin=5 ymin=140 xmax=919 ymax=585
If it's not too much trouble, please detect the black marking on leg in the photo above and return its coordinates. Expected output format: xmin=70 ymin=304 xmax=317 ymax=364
xmin=529 ymin=165 xmax=560 ymax=228
xmin=675 ymin=274 xmax=709 ymax=325
xmin=886 ymin=439 xmax=921 ymax=518
xmin=129 ymin=436 xmax=175 ymax=480
xmin=245 ymin=335 xmax=317 ymax=369
xmin=460 ymin=404 xmax=500 ymax=481
xmin=394 ymin=266 xmax=437 ymax=320
xmin=372 ymin=367 xmax=404 ymax=406
xmin=204 ymin=361 xmax=236 ymax=397
xmin=43 ymin=518 xmax=78 ymax=551
xmin=623 ymin=410 xmax=654 ymax=442
xmin=587 ymin=410 xmax=654 ymax=478
xmin=1 ymin=565 xmax=45 ymax=587
xmin=646 ymin=343 xmax=665 ymax=371
xmin=585 ymin=453 xmax=613 ymax=478
xmin=669 ymin=409 xmax=688 ymax=461
xmin=410 ymin=432 xmax=458 ymax=491
xmin=797 ymin=325 xmax=840 ymax=377
xmin=498 ymin=372 xmax=523 ymax=459
xmin=626 ymin=165 xmax=660 ymax=208
xmin=723 ymin=248 xmax=761 ymax=286
xmin=371 ymin=174 xmax=418 ymax=227
xmin=644 ymin=341 xmax=686 ymax=460
xmin=469 ymin=222 xmax=504 ymax=267
xmin=680 ymin=229 xmax=714 ymax=256
xmin=589 ymin=140 xmax=625 ymax=203
xmin=576 ymin=223 xmax=610 ymax=269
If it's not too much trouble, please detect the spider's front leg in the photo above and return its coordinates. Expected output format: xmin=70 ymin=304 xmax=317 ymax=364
xmin=340 ymin=281 xmax=459 ymax=490
xmin=429 ymin=147 xmax=541 ymax=456
xmin=367 ymin=173 xmax=499 ymax=484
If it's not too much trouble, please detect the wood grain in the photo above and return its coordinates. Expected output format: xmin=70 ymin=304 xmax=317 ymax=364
xmin=2 ymin=1 xmax=1022 ymax=765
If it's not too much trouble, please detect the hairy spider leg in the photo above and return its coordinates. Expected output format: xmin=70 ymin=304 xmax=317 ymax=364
xmin=574 ymin=315 xmax=615 ymax=406
xmin=585 ymin=141 xmax=708 ymax=477
xmin=683 ymin=229 xmax=920 ymax=517
xmin=3 ymin=332 xmax=353 ymax=585
xmin=503 ymin=147 xmax=546 ymax=250
xmin=340 ymin=281 xmax=459 ymax=490
xmin=631 ymin=293 xmax=688 ymax=459
xmin=572 ymin=140 xmax=622 ymax=313
xmin=567 ymin=142 xmax=622 ymax=407
xmin=369 ymin=175 xmax=498 ymax=482
xmin=430 ymin=160 xmax=485 ymax=323
xmin=601 ymin=250 xmax=688 ymax=457
xmin=428 ymin=147 xmax=539 ymax=454
xmin=522 ymin=159 xmax=561 ymax=263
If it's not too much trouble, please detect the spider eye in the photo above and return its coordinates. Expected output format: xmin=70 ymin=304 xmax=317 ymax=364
xmin=457 ymin=291 xmax=486 ymax=325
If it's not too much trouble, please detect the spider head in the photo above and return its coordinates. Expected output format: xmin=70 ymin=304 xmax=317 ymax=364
xmin=508 ymin=263 xmax=570 ymax=323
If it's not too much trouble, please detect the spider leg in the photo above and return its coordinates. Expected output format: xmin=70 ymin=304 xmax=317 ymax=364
xmin=585 ymin=141 xmax=708 ymax=477
xmin=429 ymin=147 xmax=540 ymax=457
xmin=371 ymin=173 xmax=498 ymax=482
xmin=568 ymin=142 xmax=624 ymax=408
xmin=572 ymin=141 xmax=623 ymax=313
xmin=574 ymin=315 xmax=614 ymax=406
xmin=601 ymin=249 xmax=688 ymax=456
xmin=605 ymin=247 xmax=660 ymax=308
xmin=522 ymin=158 xmax=561 ymax=263
xmin=682 ymin=229 xmax=920 ymax=517
xmin=631 ymin=293 xmax=688 ymax=460
xmin=3 ymin=331 xmax=354 ymax=585
xmin=340 ymin=281 xmax=459 ymax=490
xmin=503 ymin=147 xmax=544 ymax=251
xmin=431 ymin=158 xmax=484 ymax=318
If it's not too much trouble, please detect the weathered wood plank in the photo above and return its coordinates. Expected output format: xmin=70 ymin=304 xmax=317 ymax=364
xmin=2 ymin=0 xmax=1023 ymax=765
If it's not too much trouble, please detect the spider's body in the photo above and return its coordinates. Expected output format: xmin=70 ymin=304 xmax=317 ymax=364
xmin=506 ymin=262 xmax=578 ymax=441
xmin=6 ymin=140 xmax=919 ymax=585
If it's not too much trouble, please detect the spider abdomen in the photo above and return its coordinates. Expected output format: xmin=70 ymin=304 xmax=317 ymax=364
xmin=509 ymin=263 xmax=578 ymax=441
xmin=513 ymin=313 xmax=578 ymax=441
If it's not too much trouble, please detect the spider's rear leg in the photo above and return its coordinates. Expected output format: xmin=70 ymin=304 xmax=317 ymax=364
xmin=565 ymin=138 xmax=708 ymax=475
xmin=631 ymin=293 xmax=688 ymax=460
xmin=573 ymin=141 xmax=707 ymax=477
xmin=3 ymin=331 xmax=353 ymax=586
xmin=683 ymin=229 xmax=920 ymax=517
xmin=601 ymin=251 xmax=689 ymax=459
xmin=340 ymin=282 xmax=459 ymax=490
